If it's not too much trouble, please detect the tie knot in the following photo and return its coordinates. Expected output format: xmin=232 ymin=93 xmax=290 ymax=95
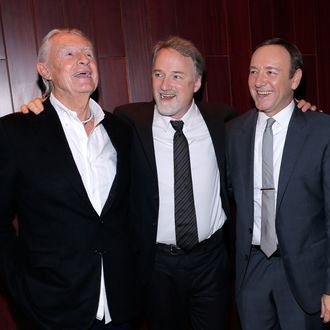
xmin=170 ymin=120 xmax=184 ymax=133
xmin=266 ymin=117 xmax=276 ymax=129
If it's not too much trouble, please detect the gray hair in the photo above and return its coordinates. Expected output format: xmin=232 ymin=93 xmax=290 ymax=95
xmin=38 ymin=28 xmax=92 ymax=97
xmin=152 ymin=36 xmax=205 ymax=79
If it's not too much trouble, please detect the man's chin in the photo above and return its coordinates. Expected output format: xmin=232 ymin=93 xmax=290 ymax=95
xmin=156 ymin=106 xmax=178 ymax=117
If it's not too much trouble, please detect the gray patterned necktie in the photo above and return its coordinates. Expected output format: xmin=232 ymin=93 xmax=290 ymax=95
xmin=260 ymin=117 xmax=277 ymax=257
xmin=170 ymin=120 xmax=198 ymax=251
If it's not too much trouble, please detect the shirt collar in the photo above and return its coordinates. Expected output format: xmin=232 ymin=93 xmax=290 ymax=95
xmin=153 ymin=100 xmax=198 ymax=133
xmin=50 ymin=93 xmax=105 ymax=126
xmin=257 ymin=100 xmax=295 ymax=130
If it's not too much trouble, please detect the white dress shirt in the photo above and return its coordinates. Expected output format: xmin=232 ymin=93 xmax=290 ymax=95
xmin=153 ymin=100 xmax=227 ymax=245
xmin=252 ymin=101 xmax=295 ymax=245
xmin=50 ymin=94 xmax=116 ymax=324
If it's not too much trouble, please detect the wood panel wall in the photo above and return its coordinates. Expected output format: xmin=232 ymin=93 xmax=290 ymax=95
xmin=0 ymin=0 xmax=329 ymax=329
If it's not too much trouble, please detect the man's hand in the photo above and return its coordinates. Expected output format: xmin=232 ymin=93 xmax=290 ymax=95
xmin=321 ymin=294 xmax=330 ymax=323
xmin=20 ymin=98 xmax=45 ymax=114
xmin=296 ymin=98 xmax=317 ymax=112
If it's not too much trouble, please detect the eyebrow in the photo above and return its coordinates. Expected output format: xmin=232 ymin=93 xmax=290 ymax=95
xmin=249 ymin=65 xmax=280 ymax=71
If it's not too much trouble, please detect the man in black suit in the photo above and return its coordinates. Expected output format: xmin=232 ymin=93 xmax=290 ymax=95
xmin=115 ymin=36 xmax=235 ymax=330
xmin=0 ymin=29 xmax=140 ymax=329
xmin=226 ymin=38 xmax=330 ymax=329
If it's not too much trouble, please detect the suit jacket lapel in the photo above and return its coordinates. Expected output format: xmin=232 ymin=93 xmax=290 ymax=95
xmin=132 ymin=103 xmax=158 ymax=179
xmin=100 ymin=112 xmax=123 ymax=216
xmin=240 ymin=111 xmax=258 ymax=225
xmin=30 ymin=100 xmax=93 ymax=207
xmin=276 ymin=107 xmax=308 ymax=211
xmin=199 ymin=104 xmax=226 ymax=178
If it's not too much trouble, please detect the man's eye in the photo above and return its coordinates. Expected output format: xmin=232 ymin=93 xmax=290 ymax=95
xmin=268 ymin=70 xmax=277 ymax=75
xmin=173 ymin=75 xmax=182 ymax=79
xmin=154 ymin=72 xmax=163 ymax=78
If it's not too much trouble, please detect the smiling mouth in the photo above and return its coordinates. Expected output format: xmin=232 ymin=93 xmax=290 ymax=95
xmin=73 ymin=71 xmax=92 ymax=78
xmin=256 ymin=90 xmax=272 ymax=96
xmin=160 ymin=92 xmax=175 ymax=100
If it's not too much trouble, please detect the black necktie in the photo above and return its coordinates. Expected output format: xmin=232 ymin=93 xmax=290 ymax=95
xmin=170 ymin=120 xmax=199 ymax=250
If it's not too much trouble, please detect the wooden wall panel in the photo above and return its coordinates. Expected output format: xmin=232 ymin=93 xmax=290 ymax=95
xmin=293 ymin=0 xmax=316 ymax=53
xmin=176 ymin=0 xmax=205 ymax=53
xmin=205 ymin=56 xmax=231 ymax=105
xmin=0 ymin=9 xmax=5 ymax=59
xmin=147 ymin=0 xmax=177 ymax=43
xmin=98 ymin=57 xmax=129 ymax=111
xmin=299 ymin=55 xmax=318 ymax=103
xmin=227 ymin=0 xmax=252 ymax=112
xmin=65 ymin=0 xmax=94 ymax=41
xmin=33 ymin=0 xmax=66 ymax=45
xmin=271 ymin=1 xmax=295 ymax=42
xmin=316 ymin=0 xmax=330 ymax=111
xmin=203 ymin=0 xmax=228 ymax=56
xmin=1 ymin=0 xmax=40 ymax=111
xmin=121 ymin=0 xmax=153 ymax=102
xmin=249 ymin=0 xmax=274 ymax=46
xmin=91 ymin=0 xmax=125 ymax=57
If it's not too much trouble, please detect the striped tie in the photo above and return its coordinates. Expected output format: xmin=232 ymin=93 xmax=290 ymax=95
xmin=170 ymin=120 xmax=199 ymax=251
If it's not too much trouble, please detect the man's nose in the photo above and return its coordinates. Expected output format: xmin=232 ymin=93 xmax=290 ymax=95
xmin=78 ymin=53 xmax=90 ymax=65
xmin=160 ymin=76 xmax=170 ymax=90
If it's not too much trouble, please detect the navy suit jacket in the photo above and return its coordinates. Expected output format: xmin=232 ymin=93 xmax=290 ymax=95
xmin=114 ymin=101 xmax=236 ymax=284
xmin=0 ymin=100 xmax=141 ymax=329
xmin=226 ymin=106 xmax=330 ymax=313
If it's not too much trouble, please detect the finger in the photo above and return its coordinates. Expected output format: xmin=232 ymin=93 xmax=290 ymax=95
xmin=20 ymin=104 xmax=29 ymax=114
xmin=301 ymin=103 xmax=312 ymax=112
xmin=28 ymin=101 xmax=42 ymax=114
xmin=323 ymin=311 xmax=330 ymax=323
xmin=35 ymin=98 xmax=44 ymax=108
xmin=321 ymin=300 xmax=325 ymax=318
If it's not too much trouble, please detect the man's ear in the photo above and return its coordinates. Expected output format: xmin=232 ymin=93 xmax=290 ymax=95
xmin=193 ymin=75 xmax=202 ymax=93
xmin=291 ymin=68 xmax=302 ymax=91
xmin=37 ymin=62 xmax=52 ymax=80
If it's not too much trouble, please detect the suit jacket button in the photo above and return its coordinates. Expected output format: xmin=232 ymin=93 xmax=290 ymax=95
xmin=245 ymin=254 xmax=249 ymax=261
xmin=248 ymin=228 xmax=252 ymax=234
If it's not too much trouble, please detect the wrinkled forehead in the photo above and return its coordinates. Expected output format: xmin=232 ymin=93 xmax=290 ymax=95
xmin=50 ymin=32 xmax=94 ymax=52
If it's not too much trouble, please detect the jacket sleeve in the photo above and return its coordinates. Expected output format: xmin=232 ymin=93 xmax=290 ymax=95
xmin=0 ymin=119 xmax=19 ymax=279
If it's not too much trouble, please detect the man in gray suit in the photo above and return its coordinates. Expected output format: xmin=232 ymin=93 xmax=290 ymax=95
xmin=226 ymin=38 xmax=330 ymax=329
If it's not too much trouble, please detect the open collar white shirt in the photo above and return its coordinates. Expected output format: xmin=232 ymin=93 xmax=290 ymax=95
xmin=50 ymin=94 xmax=116 ymax=324
xmin=152 ymin=100 xmax=227 ymax=245
xmin=252 ymin=100 xmax=294 ymax=245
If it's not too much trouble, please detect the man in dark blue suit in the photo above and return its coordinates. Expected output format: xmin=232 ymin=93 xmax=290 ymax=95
xmin=226 ymin=38 xmax=330 ymax=329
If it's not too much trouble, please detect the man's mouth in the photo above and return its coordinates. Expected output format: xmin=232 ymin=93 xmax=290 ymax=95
xmin=256 ymin=90 xmax=272 ymax=96
xmin=160 ymin=92 xmax=175 ymax=100
xmin=73 ymin=71 xmax=92 ymax=78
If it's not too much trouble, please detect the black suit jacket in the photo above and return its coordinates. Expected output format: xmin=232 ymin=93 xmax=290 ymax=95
xmin=0 ymin=100 xmax=141 ymax=329
xmin=114 ymin=101 xmax=236 ymax=284
xmin=226 ymin=106 xmax=330 ymax=314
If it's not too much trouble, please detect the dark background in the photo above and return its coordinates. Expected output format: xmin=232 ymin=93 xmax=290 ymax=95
xmin=0 ymin=0 xmax=329 ymax=328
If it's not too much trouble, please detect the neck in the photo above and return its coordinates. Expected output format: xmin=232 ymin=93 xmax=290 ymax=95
xmin=52 ymin=92 xmax=91 ymax=121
